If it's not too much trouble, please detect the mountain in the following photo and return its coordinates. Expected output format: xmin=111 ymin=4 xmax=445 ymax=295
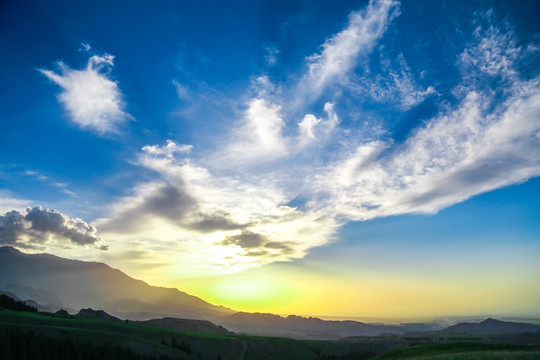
xmin=217 ymin=312 xmax=437 ymax=340
xmin=0 ymin=288 xmax=61 ymax=313
xmin=0 ymin=289 xmax=21 ymax=302
xmin=0 ymin=246 xmax=234 ymax=320
xmin=75 ymin=308 xmax=122 ymax=322
xmin=133 ymin=317 xmax=234 ymax=335
xmin=443 ymin=318 xmax=540 ymax=334
xmin=0 ymin=283 xmax=66 ymax=312
xmin=0 ymin=246 xmax=441 ymax=340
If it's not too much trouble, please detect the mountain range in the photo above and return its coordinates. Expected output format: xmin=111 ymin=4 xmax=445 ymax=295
xmin=0 ymin=245 xmax=503 ymax=340
xmin=443 ymin=318 xmax=540 ymax=334
xmin=0 ymin=246 xmax=233 ymax=321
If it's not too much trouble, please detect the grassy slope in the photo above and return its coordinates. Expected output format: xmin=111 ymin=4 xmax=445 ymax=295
xmin=372 ymin=342 xmax=540 ymax=360
xmin=0 ymin=309 xmax=384 ymax=360
xmin=3 ymin=309 xmax=539 ymax=360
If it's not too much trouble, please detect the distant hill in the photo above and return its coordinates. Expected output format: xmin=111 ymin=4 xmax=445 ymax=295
xmin=0 ymin=289 xmax=53 ymax=313
xmin=74 ymin=308 xmax=122 ymax=322
xmin=0 ymin=293 xmax=37 ymax=312
xmin=0 ymin=289 xmax=21 ymax=302
xmin=133 ymin=317 xmax=234 ymax=335
xmin=0 ymin=283 xmax=65 ymax=312
xmin=217 ymin=312 xmax=437 ymax=340
xmin=0 ymin=246 xmax=234 ymax=320
xmin=444 ymin=318 xmax=540 ymax=334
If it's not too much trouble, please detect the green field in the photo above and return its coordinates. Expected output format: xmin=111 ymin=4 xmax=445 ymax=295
xmin=2 ymin=309 xmax=540 ymax=360
xmin=0 ymin=309 xmax=384 ymax=360
xmin=372 ymin=342 xmax=540 ymax=360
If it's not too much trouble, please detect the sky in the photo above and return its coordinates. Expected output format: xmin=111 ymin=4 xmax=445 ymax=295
xmin=1 ymin=0 xmax=540 ymax=319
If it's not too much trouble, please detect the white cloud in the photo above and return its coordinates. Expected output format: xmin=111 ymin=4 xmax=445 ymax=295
xmin=350 ymin=54 xmax=436 ymax=110
xmin=264 ymin=45 xmax=280 ymax=66
xmin=142 ymin=139 xmax=193 ymax=158
xmin=298 ymin=114 xmax=321 ymax=140
xmin=79 ymin=43 xmax=92 ymax=52
xmin=172 ymin=79 xmax=190 ymax=100
xmin=39 ymin=53 xmax=131 ymax=135
xmin=96 ymin=140 xmax=339 ymax=276
xmin=222 ymin=98 xmax=288 ymax=165
xmin=297 ymin=102 xmax=339 ymax=147
xmin=459 ymin=16 xmax=520 ymax=80
xmin=298 ymin=0 xmax=400 ymax=102
xmin=0 ymin=191 xmax=33 ymax=214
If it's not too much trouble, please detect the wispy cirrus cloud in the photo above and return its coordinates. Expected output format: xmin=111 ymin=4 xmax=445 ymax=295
xmin=39 ymin=51 xmax=131 ymax=135
xmin=68 ymin=3 xmax=540 ymax=277
xmin=217 ymin=0 xmax=400 ymax=167
xmin=349 ymin=54 xmax=436 ymax=111
xmin=297 ymin=0 xmax=400 ymax=102
xmin=313 ymin=85 xmax=540 ymax=220
xmin=310 ymin=16 xmax=540 ymax=220
xmin=0 ymin=191 xmax=32 ymax=215
xmin=24 ymin=170 xmax=77 ymax=198
xmin=459 ymin=12 xmax=520 ymax=81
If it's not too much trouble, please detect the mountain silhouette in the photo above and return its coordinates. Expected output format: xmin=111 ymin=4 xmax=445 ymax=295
xmin=133 ymin=317 xmax=234 ymax=335
xmin=444 ymin=318 xmax=540 ymax=334
xmin=75 ymin=308 xmax=122 ymax=322
xmin=0 ymin=246 xmax=444 ymax=339
xmin=0 ymin=246 xmax=234 ymax=320
xmin=218 ymin=312 xmax=432 ymax=339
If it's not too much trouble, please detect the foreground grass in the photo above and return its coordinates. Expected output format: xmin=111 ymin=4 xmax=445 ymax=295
xmin=372 ymin=342 xmax=540 ymax=360
xmin=402 ymin=351 xmax=540 ymax=360
xmin=2 ymin=309 xmax=539 ymax=360
xmin=0 ymin=309 xmax=384 ymax=360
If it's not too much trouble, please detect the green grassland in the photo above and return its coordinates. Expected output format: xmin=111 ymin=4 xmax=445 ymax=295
xmin=372 ymin=342 xmax=540 ymax=360
xmin=1 ymin=308 xmax=539 ymax=360
xmin=0 ymin=309 xmax=384 ymax=360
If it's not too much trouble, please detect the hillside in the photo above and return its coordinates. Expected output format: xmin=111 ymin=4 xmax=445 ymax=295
xmin=0 ymin=309 xmax=388 ymax=360
xmin=443 ymin=318 xmax=540 ymax=334
xmin=0 ymin=246 xmax=446 ymax=339
xmin=218 ymin=312 xmax=412 ymax=340
xmin=134 ymin=317 xmax=233 ymax=336
xmin=0 ymin=246 xmax=234 ymax=320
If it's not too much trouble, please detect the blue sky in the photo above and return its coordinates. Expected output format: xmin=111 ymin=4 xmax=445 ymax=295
xmin=1 ymin=0 xmax=540 ymax=317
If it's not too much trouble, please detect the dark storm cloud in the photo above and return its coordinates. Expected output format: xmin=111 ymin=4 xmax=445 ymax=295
xmin=220 ymin=231 xmax=295 ymax=257
xmin=0 ymin=210 xmax=25 ymax=245
xmin=221 ymin=231 xmax=267 ymax=249
xmin=0 ymin=207 xmax=107 ymax=249
xmin=98 ymin=183 xmax=198 ymax=232
xmin=187 ymin=211 xmax=248 ymax=233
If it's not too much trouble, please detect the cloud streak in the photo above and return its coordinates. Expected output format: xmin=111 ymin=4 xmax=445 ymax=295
xmin=311 ymin=18 xmax=540 ymax=220
xmin=298 ymin=0 xmax=400 ymax=102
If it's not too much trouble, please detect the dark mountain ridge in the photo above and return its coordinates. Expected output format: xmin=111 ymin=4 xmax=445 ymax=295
xmin=217 ymin=311 xmax=441 ymax=340
xmin=75 ymin=308 xmax=122 ymax=322
xmin=0 ymin=246 xmax=234 ymax=320
xmin=0 ymin=246 xmax=454 ymax=339
xmin=444 ymin=318 xmax=540 ymax=334
xmin=133 ymin=317 xmax=234 ymax=335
